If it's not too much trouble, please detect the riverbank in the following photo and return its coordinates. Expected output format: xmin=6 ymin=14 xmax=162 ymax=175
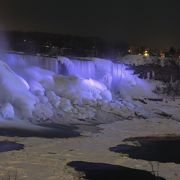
xmin=0 ymin=114 xmax=180 ymax=179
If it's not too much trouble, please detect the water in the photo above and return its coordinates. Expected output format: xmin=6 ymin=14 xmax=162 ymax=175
xmin=0 ymin=52 xmax=58 ymax=73
xmin=68 ymin=161 xmax=165 ymax=180
xmin=110 ymin=136 xmax=180 ymax=164
xmin=0 ymin=124 xmax=80 ymax=138
xmin=58 ymin=57 xmax=129 ymax=80
xmin=0 ymin=141 xmax=24 ymax=152
xmin=59 ymin=58 xmax=96 ymax=79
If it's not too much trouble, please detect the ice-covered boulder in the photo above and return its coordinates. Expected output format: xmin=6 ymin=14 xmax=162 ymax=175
xmin=46 ymin=91 xmax=61 ymax=108
xmin=0 ymin=61 xmax=37 ymax=118
xmin=33 ymin=102 xmax=54 ymax=120
xmin=54 ymin=75 xmax=112 ymax=102
xmin=59 ymin=98 xmax=73 ymax=112
xmin=17 ymin=66 xmax=55 ymax=91
xmin=0 ymin=103 xmax=14 ymax=119
xmin=29 ymin=80 xmax=45 ymax=96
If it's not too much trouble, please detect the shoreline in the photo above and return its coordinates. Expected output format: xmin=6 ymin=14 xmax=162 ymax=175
xmin=0 ymin=117 xmax=179 ymax=179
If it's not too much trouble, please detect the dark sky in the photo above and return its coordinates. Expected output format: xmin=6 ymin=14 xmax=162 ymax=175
xmin=0 ymin=0 xmax=180 ymax=48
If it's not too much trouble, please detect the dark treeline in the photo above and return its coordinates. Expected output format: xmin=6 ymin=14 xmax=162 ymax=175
xmin=2 ymin=31 xmax=129 ymax=58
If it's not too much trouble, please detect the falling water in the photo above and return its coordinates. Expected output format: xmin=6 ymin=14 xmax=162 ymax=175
xmin=1 ymin=52 xmax=137 ymax=91
xmin=58 ymin=57 xmax=96 ymax=79
xmin=58 ymin=57 xmax=130 ymax=80
xmin=0 ymin=51 xmax=154 ymax=102
xmin=1 ymin=52 xmax=129 ymax=79
xmin=1 ymin=52 xmax=59 ymax=73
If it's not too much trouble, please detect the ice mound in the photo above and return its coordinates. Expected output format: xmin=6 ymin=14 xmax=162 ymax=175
xmin=16 ymin=66 xmax=55 ymax=91
xmin=0 ymin=103 xmax=14 ymax=119
xmin=0 ymin=55 xmax=158 ymax=123
xmin=112 ymin=71 xmax=155 ymax=100
xmin=0 ymin=60 xmax=113 ymax=121
xmin=54 ymin=75 xmax=112 ymax=102
xmin=58 ymin=57 xmax=155 ymax=99
xmin=0 ymin=61 xmax=37 ymax=118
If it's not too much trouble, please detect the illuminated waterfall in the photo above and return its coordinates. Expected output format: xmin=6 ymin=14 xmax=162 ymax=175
xmin=1 ymin=52 xmax=137 ymax=91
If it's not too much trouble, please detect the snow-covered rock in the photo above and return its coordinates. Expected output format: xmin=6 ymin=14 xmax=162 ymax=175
xmin=59 ymin=98 xmax=73 ymax=112
xmin=46 ymin=91 xmax=61 ymax=108
xmin=29 ymin=80 xmax=45 ymax=96
xmin=33 ymin=102 xmax=54 ymax=120
xmin=54 ymin=75 xmax=112 ymax=102
xmin=0 ymin=103 xmax=14 ymax=119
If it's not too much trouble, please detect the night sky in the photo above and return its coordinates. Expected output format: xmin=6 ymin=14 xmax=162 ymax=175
xmin=0 ymin=0 xmax=180 ymax=48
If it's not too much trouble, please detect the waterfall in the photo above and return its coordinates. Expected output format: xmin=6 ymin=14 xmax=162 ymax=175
xmin=0 ymin=52 xmax=154 ymax=100
xmin=1 ymin=53 xmax=137 ymax=91
xmin=58 ymin=57 xmax=96 ymax=78
xmin=1 ymin=52 xmax=59 ymax=73
xmin=1 ymin=53 xmax=128 ymax=81
xmin=58 ymin=57 xmax=128 ymax=80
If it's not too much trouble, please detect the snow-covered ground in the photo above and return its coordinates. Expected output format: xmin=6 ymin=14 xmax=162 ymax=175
xmin=0 ymin=102 xmax=180 ymax=179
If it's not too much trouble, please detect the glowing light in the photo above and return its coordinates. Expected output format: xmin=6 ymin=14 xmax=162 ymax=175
xmin=144 ymin=50 xmax=149 ymax=57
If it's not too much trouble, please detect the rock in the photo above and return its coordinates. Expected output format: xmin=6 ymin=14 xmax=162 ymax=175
xmin=101 ymin=90 xmax=112 ymax=101
xmin=34 ymin=102 xmax=54 ymax=120
xmin=77 ymin=113 xmax=87 ymax=120
xmin=59 ymin=98 xmax=73 ymax=112
xmin=72 ymin=99 xmax=82 ymax=106
xmin=29 ymin=80 xmax=45 ymax=96
xmin=101 ymin=103 xmax=111 ymax=112
xmin=46 ymin=91 xmax=61 ymax=108
xmin=76 ymin=107 xmax=87 ymax=114
xmin=38 ymin=95 xmax=49 ymax=104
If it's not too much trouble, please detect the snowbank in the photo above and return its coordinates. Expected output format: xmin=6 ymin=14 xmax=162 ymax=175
xmin=118 ymin=55 xmax=154 ymax=66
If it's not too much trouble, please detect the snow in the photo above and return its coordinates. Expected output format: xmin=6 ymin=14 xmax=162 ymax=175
xmin=59 ymin=98 xmax=73 ymax=112
xmin=0 ymin=61 xmax=37 ymax=118
xmin=0 ymin=103 xmax=14 ymax=119
xmin=114 ymin=75 xmax=156 ymax=100
xmin=118 ymin=55 xmax=153 ymax=66
xmin=33 ymin=102 xmax=54 ymax=120
xmin=28 ymin=80 xmax=45 ymax=96
xmin=54 ymin=75 xmax=112 ymax=102
xmin=46 ymin=91 xmax=61 ymax=108
xmin=0 ymin=59 xmax=113 ymax=121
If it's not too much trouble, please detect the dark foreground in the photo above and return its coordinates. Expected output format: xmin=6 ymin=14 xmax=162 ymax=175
xmin=110 ymin=136 xmax=180 ymax=163
xmin=0 ymin=123 xmax=80 ymax=138
xmin=68 ymin=161 xmax=165 ymax=180
xmin=0 ymin=141 xmax=24 ymax=152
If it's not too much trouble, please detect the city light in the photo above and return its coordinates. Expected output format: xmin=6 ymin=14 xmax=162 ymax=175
xmin=144 ymin=50 xmax=149 ymax=57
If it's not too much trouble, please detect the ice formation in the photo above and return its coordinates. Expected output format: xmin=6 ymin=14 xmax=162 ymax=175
xmin=0 ymin=52 xmax=155 ymax=122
